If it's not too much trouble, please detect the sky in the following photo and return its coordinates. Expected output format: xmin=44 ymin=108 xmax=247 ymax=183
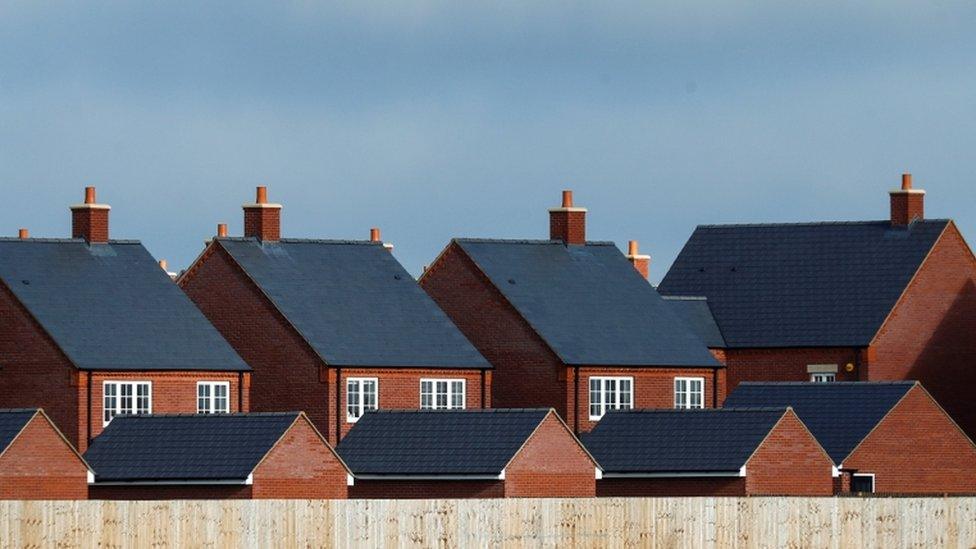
xmin=2 ymin=2 xmax=975 ymax=281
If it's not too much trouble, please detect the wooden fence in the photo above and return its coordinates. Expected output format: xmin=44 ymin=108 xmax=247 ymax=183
xmin=2 ymin=497 xmax=975 ymax=548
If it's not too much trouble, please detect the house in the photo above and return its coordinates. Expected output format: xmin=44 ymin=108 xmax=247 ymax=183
xmin=178 ymin=187 xmax=491 ymax=444
xmin=420 ymin=191 xmax=723 ymax=433
xmin=0 ymin=409 xmax=92 ymax=500
xmin=337 ymin=408 xmax=600 ymax=499
xmin=84 ymin=412 xmax=351 ymax=500
xmin=724 ymin=381 xmax=976 ymax=494
xmin=662 ymin=296 xmax=727 ymax=362
xmin=0 ymin=187 xmax=251 ymax=452
xmin=583 ymin=408 xmax=834 ymax=496
xmin=658 ymin=174 xmax=976 ymax=438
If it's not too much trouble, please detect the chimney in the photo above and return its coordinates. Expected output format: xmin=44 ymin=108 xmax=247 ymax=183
xmin=549 ymin=190 xmax=587 ymax=245
xmin=370 ymin=227 xmax=394 ymax=253
xmin=70 ymin=186 xmax=111 ymax=243
xmin=626 ymin=240 xmax=651 ymax=279
xmin=158 ymin=259 xmax=168 ymax=271
xmin=890 ymin=173 xmax=925 ymax=227
xmin=217 ymin=223 xmax=228 ymax=238
xmin=242 ymin=186 xmax=281 ymax=241
xmin=18 ymin=228 xmax=28 ymax=240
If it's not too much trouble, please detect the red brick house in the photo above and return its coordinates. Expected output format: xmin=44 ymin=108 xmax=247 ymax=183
xmin=0 ymin=408 xmax=92 ymax=500
xmin=583 ymin=408 xmax=834 ymax=496
xmin=658 ymin=174 xmax=976 ymax=438
xmin=0 ymin=187 xmax=251 ymax=452
xmin=84 ymin=412 xmax=351 ymax=499
xmin=178 ymin=187 xmax=491 ymax=444
xmin=725 ymin=381 xmax=976 ymax=495
xmin=338 ymin=409 xmax=600 ymax=499
xmin=420 ymin=191 xmax=723 ymax=433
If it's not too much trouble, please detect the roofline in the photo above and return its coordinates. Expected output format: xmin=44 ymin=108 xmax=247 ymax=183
xmin=735 ymin=381 xmax=916 ymax=387
xmin=352 ymin=474 xmax=504 ymax=481
xmin=0 ymin=237 xmax=142 ymax=244
xmin=79 ymin=365 xmax=251 ymax=373
xmin=500 ymin=409 xmax=602 ymax=473
xmin=0 ymin=409 xmax=94 ymax=474
xmin=322 ymin=363 xmax=492 ymax=370
xmin=0 ymin=278 xmax=83 ymax=371
xmin=452 ymin=238 xmax=618 ymax=246
xmin=600 ymin=471 xmax=742 ymax=478
xmin=216 ymin=237 xmax=385 ymax=246
xmin=569 ymin=362 xmax=725 ymax=369
xmin=691 ymin=219 xmax=952 ymax=230
xmin=91 ymin=478 xmax=250 ymax=486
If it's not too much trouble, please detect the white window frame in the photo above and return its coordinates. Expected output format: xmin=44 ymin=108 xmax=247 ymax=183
xmin=588 ymin=376 xmax=634 ymax=421
xmin=851 ymin=473 xmax=875 ymax=493
xmin=346 ymin=377 xmax=379 ymax=422
xmin=197 ymin=381 xmax=231 ymax=414
xmin=810 ymin=373 xmax=836 ymax=383
xmin=674 ymin=377 xmax=705 ymax=409
xmin=103 ymin=381 xmax=152 ymax=426
xmin=420 ymin=379 xmax=466 ymax=410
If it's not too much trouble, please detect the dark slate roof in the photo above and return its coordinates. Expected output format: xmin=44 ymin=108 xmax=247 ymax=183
xmin=582 ymin=408 xmax=787 ymax=474
xmin=658 ymin=220 xmax=949 ymax=348
xmin=0 ymin=409 xmax=38 ymax=454
xmin=453 ymin=239 xmax=720 ymax=367
xmin=0 ymin=239 xmax=249 ymax=371
xmin=83 ymin=413 xmax=302 ymax=482
xmin=337 ymin=409 xmax=555 ymax=476
xmin=723 ymin=382 xmax=915 ymax=464
xmin=218 ymin=238 xmax=489 ymax=369
xmin=662 ymin=296 xmax=726 ymax=348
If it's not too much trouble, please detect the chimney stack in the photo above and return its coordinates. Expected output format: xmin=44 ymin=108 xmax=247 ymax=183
xmin=890 ymin=173 xmax=925 ymax=227
xmin=242 ymin=186 xmax=281 ymax=242
xmin=18 ymin=228 xmax=28 ymax=240
xmin=370 ymin=227 xmax=394 ymax=252
xmin=158 ymin=259 xmax=168 ymax=271
xmin=217 ymin=223 xmax=228 ymax=238
xmin=549 ymin=189 xmax=587 ymax=245
xmin=626 ymin=240 xmax=651 ymax=279
xmin=70 ymin=186 xmax=110 ymax=243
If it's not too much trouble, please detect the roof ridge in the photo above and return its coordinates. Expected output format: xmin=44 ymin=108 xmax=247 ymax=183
xmin=110 ymin=412 xmax=301 ymax=419
xmin=218 ymin=237 xmax=381 ymax=245
xmin=0 ymin=408 xmax=40 ymax=413
xmin=0 ymin=238 xmax=142 ymax=244
xmin=368 ymin=408 xmax=551 ymax=414
xmin=608 ymin=407 xmax=786 ymax=414
xmin=737 ymin=381 xmax=916 ymax=386
xmin=455 ymin=238 xmax=616 ymax=246
xmin=661 ymin=295 xmax=708 ymax=301
xmin=695 ymin=219 xmax=950 ymax=229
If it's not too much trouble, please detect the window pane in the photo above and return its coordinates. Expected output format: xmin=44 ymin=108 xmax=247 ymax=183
xmin=136 ymin=384 xmax=150 ymax=414
xmin=198 ymin=384 xmax=210 ymax=414
xmin=104 ymin=383 xmax=117 ymax=423
xmin=347 ymin=380 xmax=360 ymax=419
xmin=364 ymin=380 xmax=377 ymax=411
xmin=605 ymin=379 xmax=616 ymax=409
xmin=620 ymin=379 xmax=632 ymax=409
xmin=421 ymin=381 xmax=433 ymax=409
xmin=451 ymin=381 xmax=464 ymax=409
xmin=215 ymin=384 xmax=228 ymax=413
xmin=121 ymin=384 xmax=133 ymax=415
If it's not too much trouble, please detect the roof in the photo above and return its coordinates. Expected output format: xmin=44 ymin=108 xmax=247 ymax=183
xmin=658 ymin=220 xmax=949 ymax=348
xmin=337 ymin=409 xmax=556 ymax=476
xmin=662 ymin=296 xmax=726 ymax=348
xmin=723 ymin=382 xmax=916 ymax=463
xmin=0 ymin=409 xmax=38 ymax=453
xmin=582 ymin=408 xmax=788 ymax=474
xmin=216 ymin=238 xmax=489 ymax=369
xmin=0 ymin=239 xmax=249 ymax=371
xmin=452 ymin=239 xmax=720 ymax=367
xmin=83 ymin=412 xmax=305 ymax=482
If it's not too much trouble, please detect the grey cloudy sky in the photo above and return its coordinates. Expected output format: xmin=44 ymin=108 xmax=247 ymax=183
xmin=2 ymin=2 xmax=975 ymax=281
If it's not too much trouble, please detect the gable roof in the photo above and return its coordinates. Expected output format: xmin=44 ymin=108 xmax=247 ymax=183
xmin=337 ymin=409 xmax=570 ymax=476
xmin=0 ymin=239 xmax=248 ymax=372
xmin=582 ymin=408 xmax=789 ymax=474
xmin=0 ymin=409 xmax=39 ymax=454
xmin=451 ymin=239 xmax=720 ymax=367
xmin=662 ymin=296 xmax=726 ymax=348
xmin=723 ymin=382 xmax=915 ymax=463
xmin=83 ymin=412 xmax=322 ymax=482
xmin=658 ymin=220 xmax=949 ymax=348
xmin=214 ymin=238 xmax=489 ymax=369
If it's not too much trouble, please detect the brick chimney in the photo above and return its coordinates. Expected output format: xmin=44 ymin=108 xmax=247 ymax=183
xmin=890 ymin=173 xmax=925 ymax=227
xmin=370 ymin=227 xmax=394 ymax=252
xmin=70 ymin=186 xmax=110 ymax=243
xmin=18 ymin=228 xmax=28 ymax=240
xmin=626 ymin=240 xmax=651 ymax=279
xmin=549 ymin=190 xmax=587 ymax=245
xmin=217 ymin=223 xmax=228 ymax=238
xmin=243 ymin=186 xmax=281 ymax=241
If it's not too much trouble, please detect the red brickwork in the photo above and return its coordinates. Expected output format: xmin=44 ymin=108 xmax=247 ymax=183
xmin=349 ymin=480 xmax=504 ymax=499
xmin=250 ymin=416 xmax=348 ymax=499
xmin=722 ymin=347 xmax=862 ymax=401
xmin=890 ymin=191 xmax=925 ymax=226
xmin=597 ymin=478 xmax=745 ymax=497
xmin=243 ymin=207 xmax=281 ymax=242
xmin=842 ymin=385 xmax=976 ymax=494
xmin=549 ymin=210 xmax=586 ymax=245
xmin=744 ymin=410 xmax=834 ymax=496
xmin=90 ymin=485 xmax=252 ymax=500
xmin=503 ymin=413 xmax=596 ymax=497
xmin=0 ymin=412 xmax=89 ymax=500
xmin=70 ymin=207 xmax=109 ymax=243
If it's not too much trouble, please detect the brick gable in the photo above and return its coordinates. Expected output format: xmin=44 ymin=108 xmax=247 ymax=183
xmin=504 ymin=413 xmax=596 ymax=497
xmin=744 ymin=410 xmax=834 ymax=496
xmin=0 ymin=412 xmax=89 ymax=500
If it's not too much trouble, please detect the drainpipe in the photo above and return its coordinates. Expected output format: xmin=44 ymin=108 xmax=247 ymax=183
xmin=712 ymin=368 xmax=718 ymax=408
xmin=238 ymin=371 xmax=244 ymax=412
xmin=480 ymin=370 xmax=486 ymax=409
xmin=573 ymin=367 xmax=580 ymax=434
xmin=86 ymin=372 xmax=93 ymax=447
xmin=335 ymin=368 xmax=342 ymax=444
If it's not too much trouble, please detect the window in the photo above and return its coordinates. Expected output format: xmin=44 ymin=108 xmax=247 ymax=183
xmin=589 ymin=376 xmax=633 ymax=420
xmin=420 ymin=379 xmax=466 ymax=410
xmin=197 ymin=382 xmax=230 ymax=414
xmin=851 ymin=473 xmax=875 ymax=494
xmin=674 ymin=377 xmax=705 ymax=409
xmin=347 ymin=378 xmax=378 ymax=422
xmin=810 ymin=373 xmax=836 ymax=383
xmin=103 ymin=381 xmax=151 ymax=425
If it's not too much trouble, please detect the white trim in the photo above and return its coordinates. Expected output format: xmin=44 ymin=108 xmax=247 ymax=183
xmin=810 ymin=372 xmax=837 ymax=383
xmin=547 ymin=207 xmax=588 ymax=213
xmin=419 ymin=378 xmax=467 ymax=410
xmin=196 ymin=381 xmax=231 ymax=414
xmin=244 ymin=473 xmax=253 ymax=485
xmin=69 ymin=203 xmax=111 ymax=210
xmin=93 ymin=479 xmax=251 ymax=486
xmin=674 ymin=377 xmax=705 ymax=409
xmin=738 ymin=465 xmax=747 ymax=477
xmin=87 ymin=471 xmax=96 ymax=484
xmin=601 ymin=471 xmax=742 ymax=479
xmin=588 ymin=376 xmax=635 ymax=420
xmin=346 ymin=474 xmax=355 ymax=487
xmin=832 ymin=466 xmax=840 ymax=478
xmin=346 ymin=377 xmax=379 ymax=422
xmin=353 ymin=474 xmax=503 ymax=481
xmin=595 ymin=468 xmax=603 ymax=480
xmin=241 ymin=202 xmax=283 ymax=209
xmin=889 ymin=189 xmax=926 ymax=195
xmin=851 ymin=472 xmax=876 ymax=493
xmin=103 ymin=380 xmax=153 ymax=426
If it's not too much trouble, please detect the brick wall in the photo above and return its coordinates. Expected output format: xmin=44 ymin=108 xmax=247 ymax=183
xmin=723 ymin=347 xmax=862 ymax=398
xmin=842 ymin=385 xmax=976 ymax=494
xmin=251 ymin=416 xmax=348 ymax=499
xmin=504 ymin=413 xmax=595 ymax=497
xmin=90 ymin=485 xmax=252 ymax=500
xmin=0 ymin=281 xmax=82 ymax=450
xmin=0 ymin=413 xmax=89 ymax=500
xmin=745 ymin=410 xmax=834 ymax=496
xmin=549 ymin=211 xmax=586 ymax=245
xmin=597 ymin=477 xmax=746 ymax=497
xmin=420 ymin=243 xmax=568 ymax=417
xmin=70 ymin=208 xmax=109 ymax=243
xmin=180 ymin=243 xmax=331 ymax=436
xmin=349 ymin=480 xmax=504 ymax=499
xmin=867 ymin=223 xmax=976 ymax=439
